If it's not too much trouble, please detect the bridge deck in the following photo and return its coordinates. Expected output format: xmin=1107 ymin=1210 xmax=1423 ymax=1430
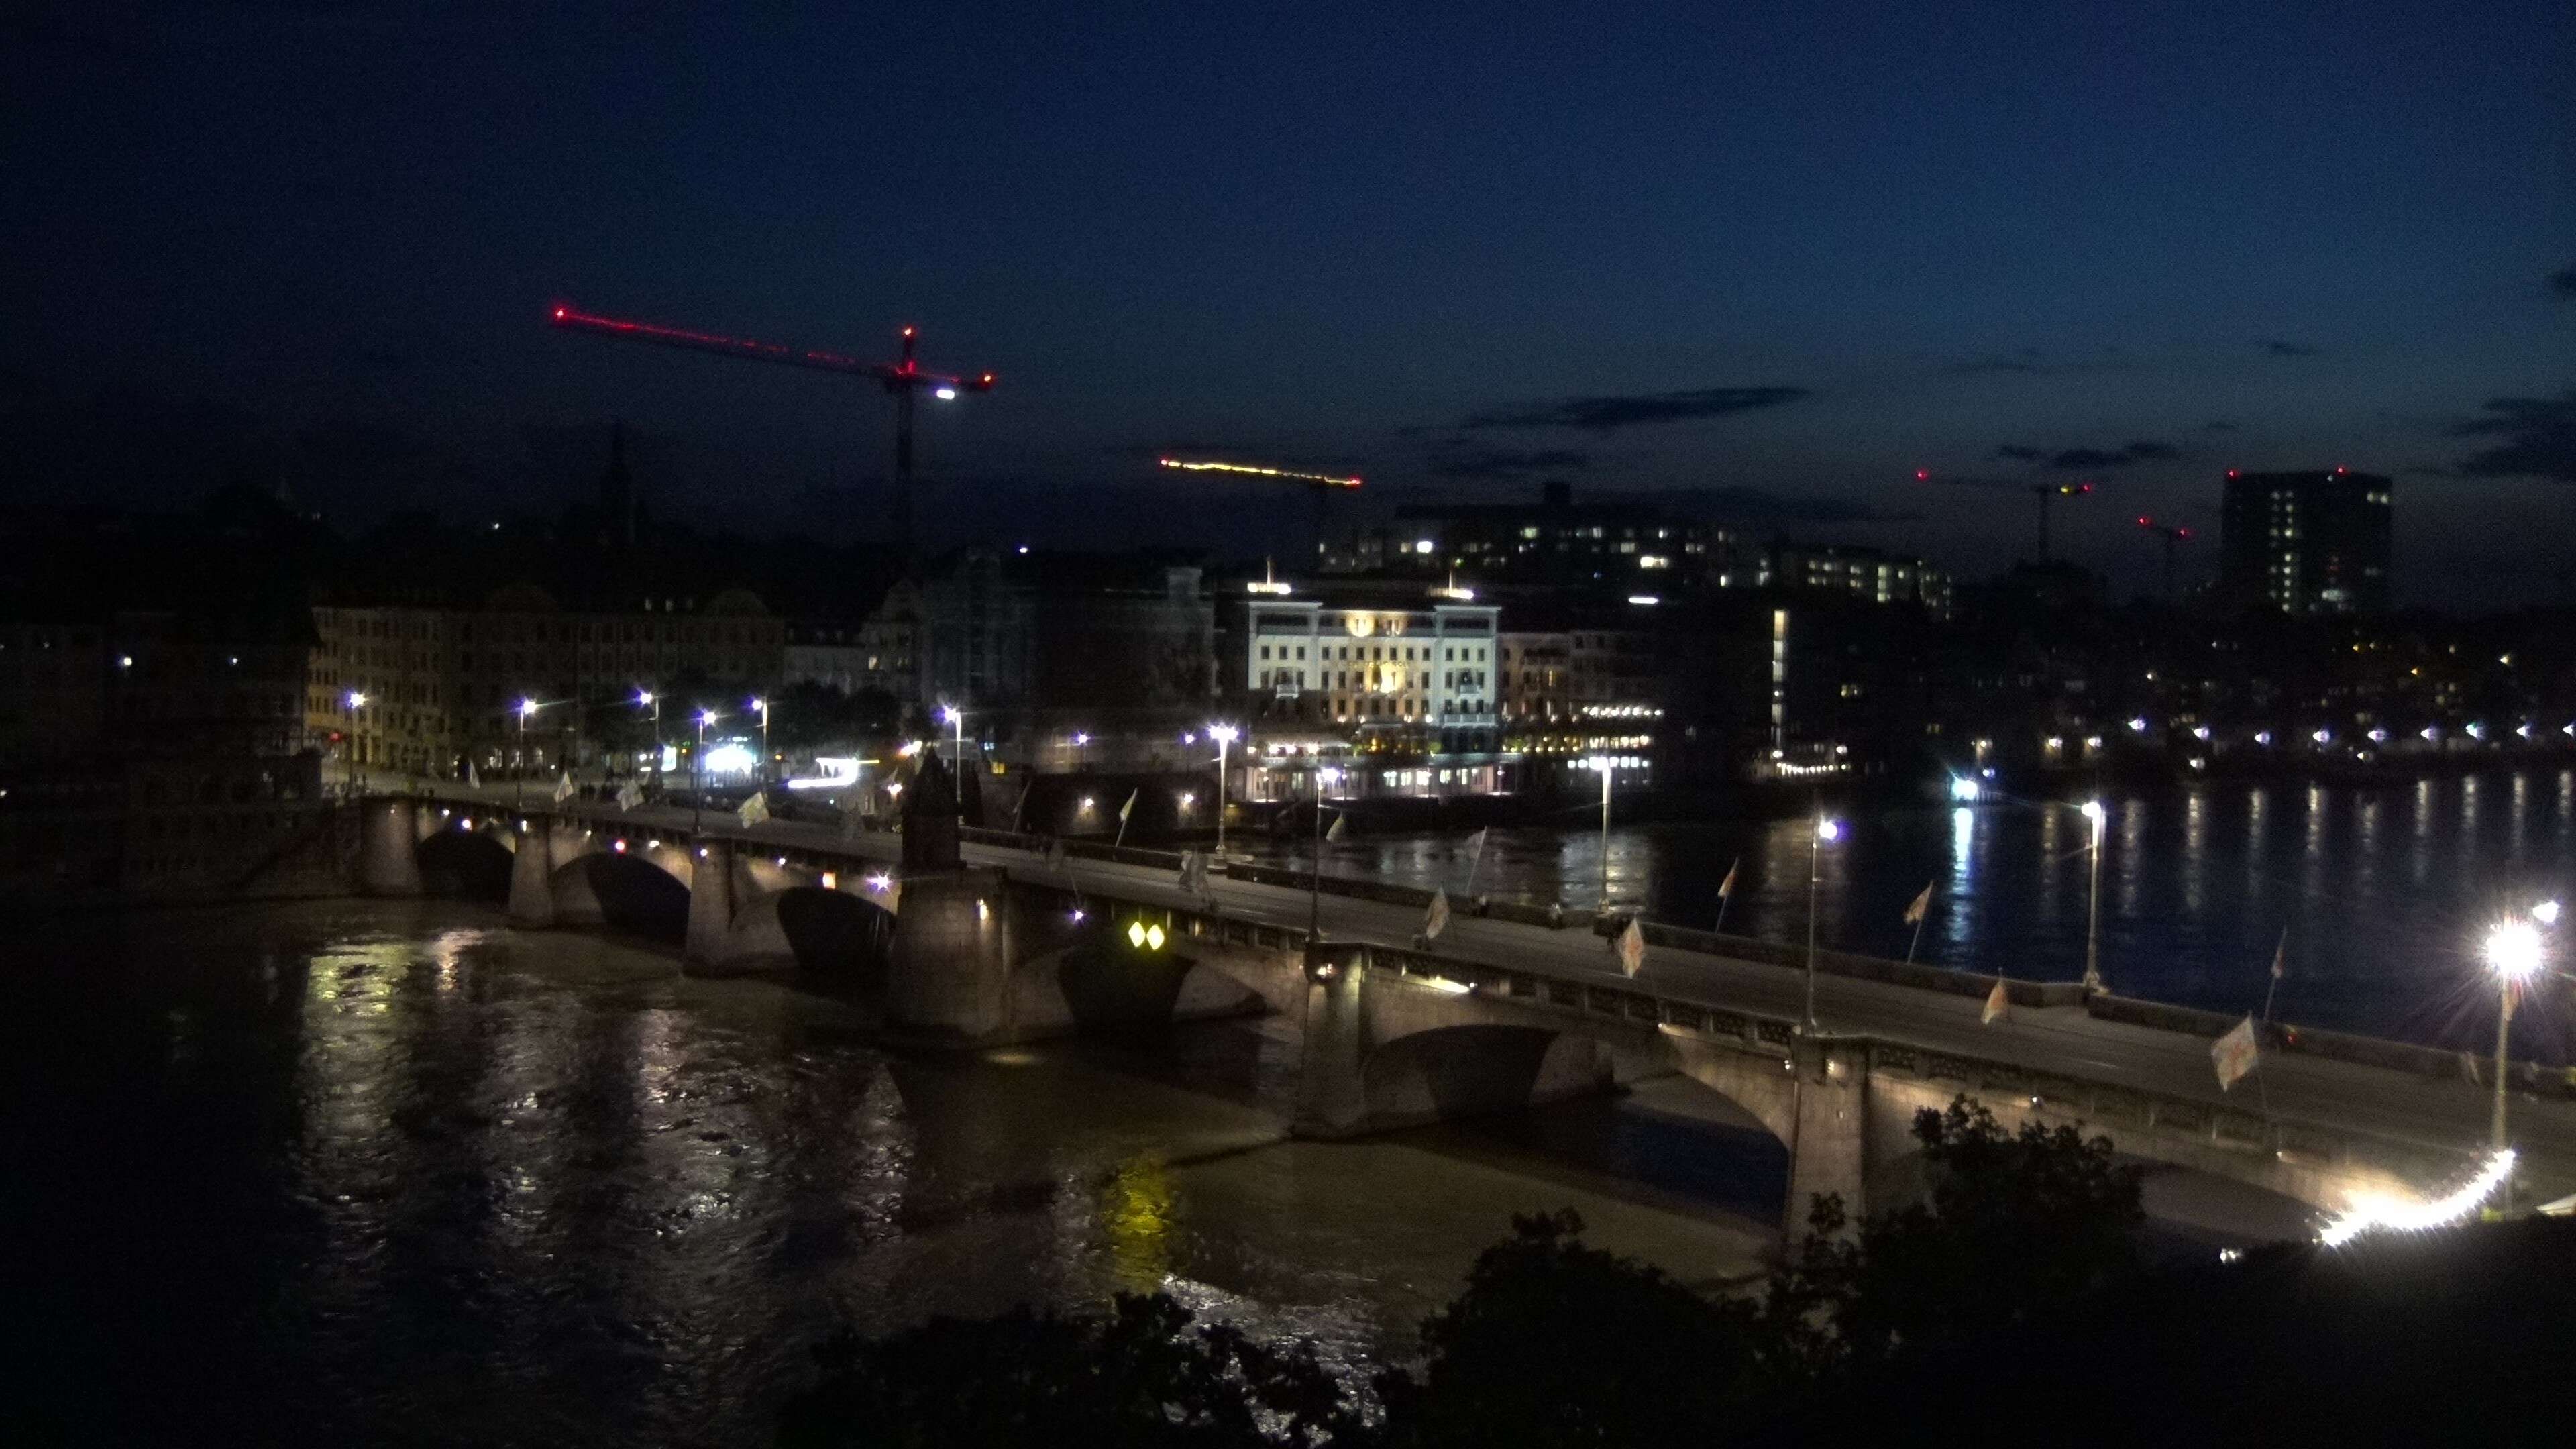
xmin=404 ymin=786 xmax=2576 ymax=1198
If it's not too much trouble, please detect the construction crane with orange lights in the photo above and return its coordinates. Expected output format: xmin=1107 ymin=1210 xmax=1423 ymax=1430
xmin=548 ymin=303 xmax=994 ymax=570
xmin=1914 ymin=469 xmax=2095 ymax=561
xmin=1157 ymin=456 xmax=1362 ymax=564
xmin=2135 ymin=515 xmax=2196 ymax=600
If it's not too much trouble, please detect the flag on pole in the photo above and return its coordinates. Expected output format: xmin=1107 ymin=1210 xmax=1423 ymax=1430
xmin=616 ymin=780 xmax=643 ymax=812
xmin=466 ymin=761 xmax=480 ymax=788
xmin=1616 ymin=918 xmax=1646 ymax=977
xmin=552 ymin=771 xmax=576 ymax=804
xmin=1046 ymin=838 xmax=1069 ymax=873
xmin=1179 ymin=849 xmax=1212 ymax=898
xmin=1902 ymin=881 xmax=1934 ymax=926
xmin=1981 ymin=979 xmax=2010 ymax=1025
xmin=1464 ymin=828 xmax=1488 ymax=862
xmin=2271 ymin=934 xmax=2286 ymax=979
xmin=1424 ymin=888 xmax=1450 ymax=942
xmin=1717 ymin=857 xmax=1739 ymax=899
xmin=1118 ymin=789 xmax=1137 ymax=824
xmin=738 ymin=790 xmax=770 ymax=827
xmin=2212 ymin=1016 xmax=2261 ymax=1091
xmin=1325 ymin=811 xmax=1346 ymax=842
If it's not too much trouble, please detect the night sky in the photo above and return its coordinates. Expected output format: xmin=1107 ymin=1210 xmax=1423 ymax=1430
xmin=6 ymin=1 xmax=2571 ymax=606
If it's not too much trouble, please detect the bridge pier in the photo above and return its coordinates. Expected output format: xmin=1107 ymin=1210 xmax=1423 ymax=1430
xmin=1785 ymin=1036 xmax=1871 ymax=1244
xmin=1291 ymin=944 xmax=1371 ymax=1138
xmin=358 ymin=797 xmax=424 ymax=896
xmin=684 ymin=837 xmax=735 ymax=967
xmin=883 ymin=867 xmax=1014 ymax=1044
xmin=507 ymin=815 xmax=557 ymax=928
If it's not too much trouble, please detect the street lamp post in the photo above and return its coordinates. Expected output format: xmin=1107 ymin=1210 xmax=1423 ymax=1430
xmin=1073 ymin=731 xmax=1090 ymax=770
xmin=1807 ymin=812 xmax=1841 ymax=1032
xmin=694 ymin=709 xmax=716 ymax=831
xmin=1209 ymin=723 xmax=1239 ymax=858
xmin=344 ymin=690 xmax=368 ymax=791
xmin=1309 ymin=765 xmax=1339 ymax=941
xmin=2080 ymin=798 xmax=2107 ymax=994
xmin=2485 ymin=918 xmax=2545 ymax=1151
xmin=516 ymin=698 xmax=541 ymax=807
xmin=940 ymin=704 xmax=966 ymax=823
xmin=751 ymin=696 xmax=771 ymax=782
xmin=1592 ymin=755 xmax=1613 ymax=915
xmin=638 ymin=690 xmax=661 ymax=788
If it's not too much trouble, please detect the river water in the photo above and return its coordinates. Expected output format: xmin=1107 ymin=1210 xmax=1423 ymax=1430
xmin=1 ymin=900 xmax=1782 ymax=1446
xmin=1246 ymin=769 xmax=2576 ymax=1057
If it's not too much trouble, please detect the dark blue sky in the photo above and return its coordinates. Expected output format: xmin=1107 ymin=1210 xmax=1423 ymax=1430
xmin=6 ymin=1 xmax=2571 ymax=605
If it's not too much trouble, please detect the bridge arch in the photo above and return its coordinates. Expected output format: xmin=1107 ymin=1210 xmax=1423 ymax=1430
xmin=551 ymin=850 xmax=691 ymax=941
xmin=1358 ymin=1022 xmax=1611 ymax=1132
xmin=415 ymin=826 xmax=513 ymax=900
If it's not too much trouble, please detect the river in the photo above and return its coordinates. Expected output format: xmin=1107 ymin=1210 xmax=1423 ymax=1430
xmin=2 ymin=899 xmax=1782 ymax=1445
xmin=1244 ymin=768 xmax=2576 ymax=1057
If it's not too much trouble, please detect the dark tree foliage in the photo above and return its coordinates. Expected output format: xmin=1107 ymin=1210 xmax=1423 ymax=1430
xmin=1375 ymin=1209 xmax=1774 ymax=1448
xmin=775 ymin=1292 xmax=1360 ymax=1449
xmin=1773 ymin=1097 xmax=2145 ymax=1373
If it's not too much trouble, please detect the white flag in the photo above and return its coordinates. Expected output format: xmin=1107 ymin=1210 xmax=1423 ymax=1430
xmin=1903 ymin=881 xmax=1934 ymax=926
xmin=1981 ymin=978 xmax=2010 ymax=1025
xmin=2212 ymin=1016 xmax=2260 ymax=1091
xmin=1424 ymin=888 xmax=1450 ymax=942
xmin=1616 ymin=918 xmax=1646 ymax=977
xmin=1118 ymin=788 xmax=1138 ymax=824
xmin=1464 ymin=828 xmax=1488 ymax=862
xmin=1717 ymin=857 xmax=1739 ymax=899
xmin=551 ymin=771 xmax=576 ymax=804
xmin=2271 ymin=933 xmax=2287 ymax=980
xmin=738 ymin=790 xmax=771 ymax=827
xmin=616 ymin=780 xmax=643 ymax=812
xmin=1324 ymin=811 xmax=1345 ymax=842
xmin=1177 ymin=849 xmax=1206 ymax=895
xmin=1046 ymin=838 xmax=1069 ymax=873
xmin=466 ymin=761 xmax=480 ymax=788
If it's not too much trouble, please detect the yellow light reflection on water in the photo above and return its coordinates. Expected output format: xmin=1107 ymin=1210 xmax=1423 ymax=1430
xmin=1101 ymin=1156 xmax=1177 ymax=1291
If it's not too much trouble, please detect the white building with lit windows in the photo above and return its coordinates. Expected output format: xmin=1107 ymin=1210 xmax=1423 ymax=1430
xmin=1227 ymin=580 xmax=1512 ymax=800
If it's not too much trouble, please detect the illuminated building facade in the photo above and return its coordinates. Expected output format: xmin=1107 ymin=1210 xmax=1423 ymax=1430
xmin=2220 ymin=469 xmax=2394 ymax=614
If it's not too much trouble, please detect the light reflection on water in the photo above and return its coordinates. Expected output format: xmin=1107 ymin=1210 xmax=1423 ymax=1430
xmin=1250 ymin=769 xmax=2576 ymax=1049
xmin=3 ymin=900 xmax=1780 ymax=1446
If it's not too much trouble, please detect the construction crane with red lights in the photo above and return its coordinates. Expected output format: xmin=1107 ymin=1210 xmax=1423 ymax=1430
xmin=2135 ymin=515 xmax=2196 ymax=600
xmin=547 ymin=303 xmax=994 ymax=569
xmin=1157 ymin=456 xmax=1362 ymax=564
xmin=1914 ymin=470 xmax=2095 ymax=561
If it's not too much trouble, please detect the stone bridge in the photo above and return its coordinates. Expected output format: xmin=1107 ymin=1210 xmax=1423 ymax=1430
xmin=1288 ymin=941 xmax=2463 ymax=1238
xmin=354 ymin=793 xmax=2532 ymax=1242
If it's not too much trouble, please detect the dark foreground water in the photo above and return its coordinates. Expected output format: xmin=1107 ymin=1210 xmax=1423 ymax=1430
xmin=1248 ymin=769 xmax=2576 ymax=1057
xmin=0 ymin=900 xmax=1784 ymax=1446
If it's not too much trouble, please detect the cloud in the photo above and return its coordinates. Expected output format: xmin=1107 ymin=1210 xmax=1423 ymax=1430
xmin=2551 ymin=265 xmax=2576 ymax=299
xmin=1424 ymin=444 xmax=1592 ymax=480
xmin=2449 ymin=388 xmax=2576 ymax=483
xmin=2204 ymin=420 xmax=2238 ymax=433
xmin=1461 ymin=386 xmax=1807 ymax=431
xmin=2262 ymin=339 xmax=2320 ymax=357
xmin=1998 ymin=439 xmax=2182 ymax=470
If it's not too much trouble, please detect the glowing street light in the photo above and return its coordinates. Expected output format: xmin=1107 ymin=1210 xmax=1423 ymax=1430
xmin=940 ymin=703 xmax=967 ymax=822
xmin=749 ymin=696 xmax=771 ymax=782
xmin=2079 ymin=799 xmax=2107 ymax=994
xmin=2536 ymin=900 xmax=2563 ymax=927
xmin=1208 ymin=722 xmax=1240 ymax=858
xmin=1805 ymin=812 xmax=1842 ymax=1030
xmin=516 ymin=698 xmax=543 ymax=806
xmin=637 ymin=689 xmax=663 ymax=786
xmin=2485 ymin=918 xmax=2545 ymax=1154
xmin=694 ymin=708 xmax=717 ymax=830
